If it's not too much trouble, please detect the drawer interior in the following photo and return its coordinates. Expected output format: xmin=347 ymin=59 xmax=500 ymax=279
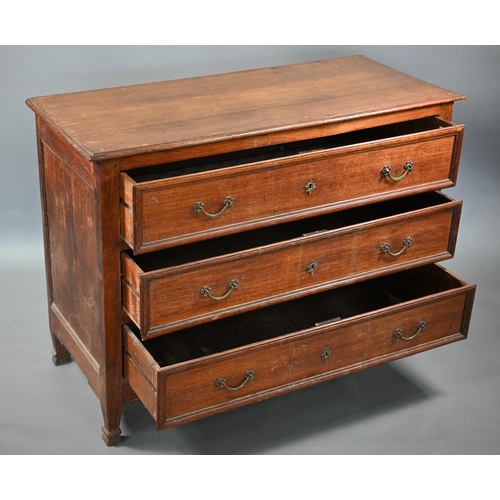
xmin=126 ymin=191 xmax=452 ymax=271
xmin=129 ymin=264 xmax=466 ymax=367
xmin=126 ymin=117 xmax=453 ymax=183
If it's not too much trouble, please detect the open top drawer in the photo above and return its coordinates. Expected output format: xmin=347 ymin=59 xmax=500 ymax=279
xmin=120 ymin=117 xmax=464 ymax=254
xmin=123 ymin=264 xmax=475 ymax=430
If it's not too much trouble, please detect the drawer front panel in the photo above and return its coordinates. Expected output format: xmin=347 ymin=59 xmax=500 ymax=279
xmin=287 ymin=293 xmax=467 ymax=382
xmin=350 ymin=209 xmax=456 ymax=276
xmin=159 ymin=341 xmax=294 ymax=425
xmin=156 ymin=281 xmax=473 ymax=427
xmin=121 ymin=125 xmax=463 ymax=253
xmin=123 ymin=196 xmax=461 ymax=338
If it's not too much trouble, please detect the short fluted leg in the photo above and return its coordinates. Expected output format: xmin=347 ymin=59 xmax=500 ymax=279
xmin=51 ymin=331 xmax=72 ymax=366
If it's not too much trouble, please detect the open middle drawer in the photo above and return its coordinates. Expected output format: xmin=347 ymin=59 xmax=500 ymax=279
xmin=122 ymin=191 xmax=461 ymax=339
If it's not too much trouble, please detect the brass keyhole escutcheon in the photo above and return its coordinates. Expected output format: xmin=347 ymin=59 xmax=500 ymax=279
xmin=321 ymin=348 xmax=332 ymax=362
xmin=307 ymin=260 xmax=318 ymax=274
xmin=304 ymin=178 xmax=316 ymax=195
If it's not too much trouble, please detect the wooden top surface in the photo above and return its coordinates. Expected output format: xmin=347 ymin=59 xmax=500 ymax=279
xmin=26 ymin=55 xmax=465 ymax=161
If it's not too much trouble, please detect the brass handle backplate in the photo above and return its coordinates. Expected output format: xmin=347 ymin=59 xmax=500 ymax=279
xmin=193 ymin=196 xmax=234 ymax=218
xmin=216 ymin=370 xmax=254 ymax=391
xmin=201 ymin=279 xmax=239 ymax=301
xmin=381 ymin=236 xmax=413 ymax=257
xmin=393 ymin=321 xmax=426 ymax=341
xmin=381 ymin=161 xmax=413 ymax=182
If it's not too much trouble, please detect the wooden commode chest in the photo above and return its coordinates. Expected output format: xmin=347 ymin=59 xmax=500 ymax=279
xmin=27 ymin=55 xmax=475 ymax=445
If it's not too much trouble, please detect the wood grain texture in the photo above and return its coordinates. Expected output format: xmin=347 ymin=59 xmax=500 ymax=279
xmin=96 ymin=160 xmax=126 ymax=445
xmin=27 ymin=55 xmax=472 ymax=444
xmin=123 ymin=353 xmax=158 ymax=419
xmin=103 ymin=103 xmax=457 ymax=171
xmin=123 ymin=325 xmax=159 ymax=388
xmin=122 ymin=193 xmax=462 ymax=338
xmin=38 ymin=137 xmax=104 ymax=399
xmin=121 ymin=265 xmax=475 ymax=428
xmin=36 ymin=123 xmax=126 ymax=445
xmin=122 ymin=119 xmax=464 ymax=253
xmin=43 ymin=144 xmax=102 ymax=365
xmin=26 ymin=56 xmax=465 ymax=162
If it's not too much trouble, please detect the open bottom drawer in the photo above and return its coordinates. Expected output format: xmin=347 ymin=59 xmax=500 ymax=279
xmin=123 ymin=264 xmax=475 ymax=430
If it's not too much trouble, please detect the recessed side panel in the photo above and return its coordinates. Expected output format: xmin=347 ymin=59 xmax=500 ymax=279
xmin=43 ymin=143 xmax=102 ymax=374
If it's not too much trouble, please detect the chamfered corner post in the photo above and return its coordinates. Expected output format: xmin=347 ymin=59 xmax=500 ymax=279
xmin=96 ymin=159 xmax=126 ymax=446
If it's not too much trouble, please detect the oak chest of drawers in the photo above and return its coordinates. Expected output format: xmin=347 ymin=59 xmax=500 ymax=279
xmin=27 ymin=55 xmax=475 ymax=445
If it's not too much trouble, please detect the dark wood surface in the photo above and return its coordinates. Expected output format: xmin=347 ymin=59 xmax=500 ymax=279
xmin=122 ymin=192 xmax=462 ymax=338
xmin=120 ymin=117 xmax=463 ymax=253
xmin=26 ymin=56 xmax=464 ymax=162
xmin=27 ymin=55 xmax=472 ymax=445
xmin=123 ymin=265 xmax=475 ymax=429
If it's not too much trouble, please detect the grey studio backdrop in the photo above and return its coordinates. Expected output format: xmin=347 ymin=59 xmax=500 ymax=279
xmin=1 ymin=46 xmax=499 ymax=454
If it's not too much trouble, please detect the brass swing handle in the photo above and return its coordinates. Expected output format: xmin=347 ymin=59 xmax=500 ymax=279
xmin=393 ymin=321 xmax=426 ymax=341
xmin=381 ymin=161 xmax=413 ymax=182
xmin=380 ymin=236 xmax=413 ymax=257
xmin=201 ymin=279 xmax=239 ymax=301
xmin=216 ymin=370 xmax=254 ymax=391
xmin=193 ymin=196 xmax=234 ymax=218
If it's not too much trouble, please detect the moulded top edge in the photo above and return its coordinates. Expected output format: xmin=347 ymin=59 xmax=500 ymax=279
xmin=26 ymin=56 xmax=466 ymax=162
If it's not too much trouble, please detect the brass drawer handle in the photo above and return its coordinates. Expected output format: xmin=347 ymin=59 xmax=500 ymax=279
xmin=381 ymin=161 xmax=413 ymax=182
xmin=393 ymin=321 xmax=426 ymax=341
xmin=381 ymin=236 xmax=412 ymax=257
xmin=216 ymin=370 xmax=254 ymax=391
xmin=201 ymin=279 xmax=239 ymax=301
xmin=193 ymin=196 xmax=234 ymax=218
